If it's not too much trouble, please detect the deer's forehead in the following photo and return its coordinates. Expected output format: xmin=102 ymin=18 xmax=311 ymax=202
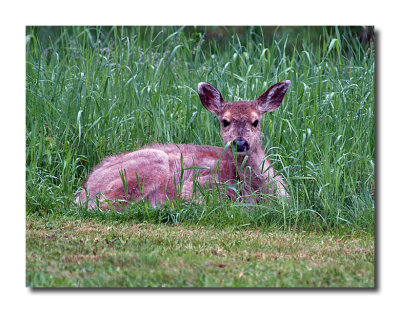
xmin=221 ymin=102 xmax=260 ymax=121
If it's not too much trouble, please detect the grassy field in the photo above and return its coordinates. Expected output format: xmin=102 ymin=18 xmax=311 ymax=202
xmin=26 ymin=26 xmax=375 ymax=288
xmin=26 ymin=213 xmax=374 ymax=287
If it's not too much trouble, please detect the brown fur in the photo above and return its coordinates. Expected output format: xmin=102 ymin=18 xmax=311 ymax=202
xmin=75 ymin=81 xmax=291 ymax=210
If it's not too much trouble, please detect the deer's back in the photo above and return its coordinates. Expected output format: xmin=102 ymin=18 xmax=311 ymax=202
xmin=81 ymin=143 xmax=237 ymax=193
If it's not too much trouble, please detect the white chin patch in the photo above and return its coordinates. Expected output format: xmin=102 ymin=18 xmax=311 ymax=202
xmin=236 ymin=151 xmax=248 ymax=155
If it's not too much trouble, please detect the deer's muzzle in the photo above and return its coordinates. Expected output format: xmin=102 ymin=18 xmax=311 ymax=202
xmin=232 ymin=137 xmax=250 ymax=153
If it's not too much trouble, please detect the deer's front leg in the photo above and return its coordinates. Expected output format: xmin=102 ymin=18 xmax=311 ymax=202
xmin=257 ymin=171 xmax=290 ymax=201
xmin=181 ymin=176 xmax=212 ymax=202
xmin=181 ymin=176 xmax=237 ymax=202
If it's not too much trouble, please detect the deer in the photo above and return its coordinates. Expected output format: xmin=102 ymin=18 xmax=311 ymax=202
xmin=75 ymin=80 xmax=291 ymax=211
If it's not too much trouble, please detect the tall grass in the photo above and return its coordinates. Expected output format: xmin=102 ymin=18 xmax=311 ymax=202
xmin=26 ymin=26 xmax=375 ymax=232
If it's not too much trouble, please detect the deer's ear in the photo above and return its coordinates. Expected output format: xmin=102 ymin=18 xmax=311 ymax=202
xmin=256 ymin=80 xmax=291 ymax=113
xmin=198 ymin=82 xmax=226 ymax=114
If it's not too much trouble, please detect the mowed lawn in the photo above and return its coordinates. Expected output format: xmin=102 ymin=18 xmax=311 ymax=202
xmin=26 ymin=215 xmax=374 ymax=288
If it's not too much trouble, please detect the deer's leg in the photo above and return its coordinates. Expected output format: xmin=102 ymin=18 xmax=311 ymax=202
xmin=181 ymin=176 xmax=238 ymax=202
xmin=181 ymin=176 xmax=209 ymax=201
xmin=256 ymin=168 xmax=290 ymax=201
xmin=272 ymin=174 xmax=290 ymax=200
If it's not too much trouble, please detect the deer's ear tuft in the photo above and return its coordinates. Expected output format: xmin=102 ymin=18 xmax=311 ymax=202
xmin=198 ymin=82 xmax=225 ymax=114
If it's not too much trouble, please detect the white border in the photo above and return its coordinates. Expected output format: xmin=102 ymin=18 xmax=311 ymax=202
xmin=1 ymin=0 xmax=399 ymax=312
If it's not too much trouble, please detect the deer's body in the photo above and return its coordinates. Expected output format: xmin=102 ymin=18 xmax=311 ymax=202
xmin=76 ymin=81 xmax=291 ymax=210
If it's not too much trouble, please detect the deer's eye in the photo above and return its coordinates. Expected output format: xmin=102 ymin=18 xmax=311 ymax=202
xmin=222 ymin=120 xmax=230 ymax=127
xmin=252 ymin=120 xmax=259 ymax=128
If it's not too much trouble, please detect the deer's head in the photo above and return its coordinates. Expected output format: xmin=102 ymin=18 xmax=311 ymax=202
xmin=198 ymin=80 xmax=291 ymax=155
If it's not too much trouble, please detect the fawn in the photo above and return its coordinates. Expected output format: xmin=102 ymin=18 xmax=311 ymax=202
xmin=75 ymin=80 xmax=291 ymax=210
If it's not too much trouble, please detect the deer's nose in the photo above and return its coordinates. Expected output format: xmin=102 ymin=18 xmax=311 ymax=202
xmin=232 ymin=137 xmax=249 ymax=153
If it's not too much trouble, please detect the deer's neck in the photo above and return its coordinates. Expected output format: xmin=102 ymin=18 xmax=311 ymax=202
xmin=233 ymin=144 xmax=274 ymax=190
xmin=235 ymin=145 xmax=268 ymax=174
